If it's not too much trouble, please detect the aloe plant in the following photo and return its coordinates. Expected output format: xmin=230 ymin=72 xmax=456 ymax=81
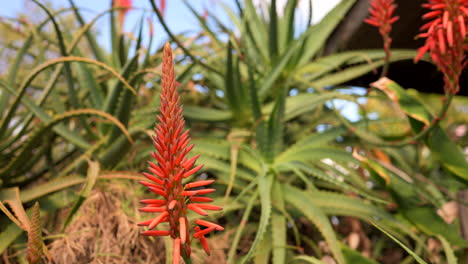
xmin=1 ymin=0 xmax=467 ymax=263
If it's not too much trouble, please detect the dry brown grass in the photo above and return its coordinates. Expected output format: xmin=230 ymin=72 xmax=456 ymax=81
xmin=49 ymin=182 xmax=165 ymax=264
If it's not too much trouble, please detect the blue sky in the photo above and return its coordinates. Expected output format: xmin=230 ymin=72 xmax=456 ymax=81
xmin=0 ymin=0 xmax=234 ymax=51
xmin=0 ymin=0 xmax=339 ymax=43
xmin=0 ymin=0 xmax=238 ymax=51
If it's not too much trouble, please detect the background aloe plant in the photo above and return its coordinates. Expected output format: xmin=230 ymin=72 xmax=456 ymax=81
xmin=0 ymin=0 xmax=467 ymax=263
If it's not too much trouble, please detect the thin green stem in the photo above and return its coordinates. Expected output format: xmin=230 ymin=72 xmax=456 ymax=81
xmin=380 ymin=50 xmax=391 ymax=78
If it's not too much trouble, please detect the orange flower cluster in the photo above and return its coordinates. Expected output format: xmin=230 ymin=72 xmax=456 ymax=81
xmin=415 ymin=0 xmax=468 ymax=94
xmin=365 ymin=0 xmax=400 ymax=61
xmin=139 ymin=43 xmax=222 ymax=264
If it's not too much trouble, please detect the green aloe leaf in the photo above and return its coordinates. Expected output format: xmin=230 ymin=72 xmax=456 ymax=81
xmin=227 ymin=191 xmax=258 ymax=263
xmin=68 ymin=0 xmax=106 ymax=62
xmin=62 ymin=160 xmax=100 ymax=230
xmin=292 ymin=256 xmax=326 ymax=264
xmin=271 ymin=180 xmax=287 ymax=264
xmin=0 ymin=80 xmax=90 ymax=149
xmin=296 ymin=49 xmax=417 ymax=81
xmin=103 ymin=55 xmax=139 ymax=116
xmin=283 ymin=184 xmax=345 ymax=264
xmin=263 ymin=92 xmax=353 ymax=121
xmin=278 ymin=0 xmax=297 ymax=53
xmin=297 ymin=0 xmax=356 ymax=66
xmin=268 ymin=0 xmax=278 ymax=58
xmin=309 ymin=60 xmax=387 ymax=88
xmin=255 ymin=228 xmax=272 ymax=264
xmin=402 ymin=206 xmax=468 ymax=247
xmin=276 ymin=146 xmax=355 ymax=165
xmin=19 ymin=175 xmax=86 ymax=203
xmin=182 ymin=0 xmax=222 ymax=48
xmin=192 ymin=139 xmax=262 ymax=173
xmin=437 ymin=235 xmax=457 ymax=264
xmin=264 ymin=87 xmax=286 ymax=161
xmin=341 ymin=244 xmax=379 ymax=264
xmin=243 ymin=0 xmax=269 ymax=62
xmin=0 ymin=109 xmax=132 ymax=179
xmin=241 ymin=173 xmax=273 ymax=264
xmin=371 ymin=221 xmax=428 ymax=264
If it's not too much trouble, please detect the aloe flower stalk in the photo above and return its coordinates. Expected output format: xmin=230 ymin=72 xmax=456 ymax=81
xmin=415 ymin=0 xmax=468 ymax=94
xmin=365 ymin=0 xmax=400 ymax=76
xmin=139 ymin=43 xmax=223 ymax=263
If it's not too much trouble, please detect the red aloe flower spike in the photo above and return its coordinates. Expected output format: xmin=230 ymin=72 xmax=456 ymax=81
xmin=112 ymin=0 xmax=132 ymax=31
xmin=415 ymin=0 xmax=468 ymax=94
xmin=365 ymin=0 xmax=400 ymax=76
xmin=139 ymin=43 xmax=222 ymax=262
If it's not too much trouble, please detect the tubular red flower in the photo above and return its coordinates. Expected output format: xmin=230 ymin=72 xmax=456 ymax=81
xmin=415 ymin=0 xmax=468 ymax=94
xmin=190 ymin=197 xmax=213 ymax=203
xmin=139 ymin=43 xmax=222 ymax=263
xmin=142 ymin=172 xmax=164 ymax=185
xmin=188 ymin=204 xmax=208 ymax=216
xmin=194 ymin=226 xmax=211 ymax=255
xmin=140 ymin=199 xmax=166 ymax=205
xmin=184 ymin=180 xmax=215 ymax=189
xmin=194 ymin=227 xmax=216 ymax=238
xmin=141 ymin=230 xmax=170 ymax=236
xmin=140 ymin=207 xmax=166 ymax=213
xmin=195 ymin=204 xmax=223 ymax=211
xmin=173 ymin=238 xmax=180 ymax=264
xmin=196 ymin=219 xmax=224 ymax=231
xmin=168 ymin=200 xmax=177 ymax=210
xmin=148 ymin=211 xmax=168 ymax=229
xmin=179 ymin=217 xmax=187 ymax=244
